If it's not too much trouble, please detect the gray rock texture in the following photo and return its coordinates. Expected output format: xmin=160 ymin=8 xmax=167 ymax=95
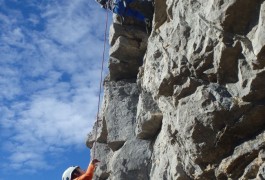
xmin=136 ymin=90 xmax=162 ymax=139
xmin=87 ymin=0 xmax=265 ymax=179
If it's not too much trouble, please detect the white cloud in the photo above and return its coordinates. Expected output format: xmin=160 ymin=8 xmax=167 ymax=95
xmin=0 ymin=66 xmax=21 ymax=100
xmin=0 ymin=12 xmax=9 ymax=25
xmin=0 ymin=0 xmax=109 ymax=173
xmin=28 ymin=14 xmax=40 ymax=25
xmin=1 ymin=90 xmax=98 ymax=171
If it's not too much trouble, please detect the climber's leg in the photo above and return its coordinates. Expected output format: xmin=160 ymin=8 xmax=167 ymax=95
xmin=113 ymin=2 xmax=145 ymax=22
xmin=112 ymin=0 xmax=126 ymax=15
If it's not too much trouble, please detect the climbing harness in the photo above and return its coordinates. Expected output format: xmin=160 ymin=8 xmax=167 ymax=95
xmin=93 ymin=8 xmax=109 ymax=159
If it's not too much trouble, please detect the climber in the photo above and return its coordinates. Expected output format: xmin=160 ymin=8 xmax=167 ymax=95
xmin=96 ymin=0 xmax=146 ymax=21
xmin=62 ymin=159 xmax=100 ymax=180
xmin=96 ymin=0 xmax=153 ymax=32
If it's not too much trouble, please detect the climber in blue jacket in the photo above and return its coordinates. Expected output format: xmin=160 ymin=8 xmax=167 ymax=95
xmin=96 ymin=0 xmax=149 ymax=23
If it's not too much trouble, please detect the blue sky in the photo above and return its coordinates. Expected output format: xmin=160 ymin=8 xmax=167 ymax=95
xmin=0 ymin=0 xmax=109 ymax=179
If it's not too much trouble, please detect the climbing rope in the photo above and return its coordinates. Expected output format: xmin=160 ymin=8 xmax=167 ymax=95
xmin=93 ymin=9 xmax=109 ymax=159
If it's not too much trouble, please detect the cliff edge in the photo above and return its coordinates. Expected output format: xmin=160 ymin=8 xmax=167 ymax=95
xmin=87 ymin=0 xmax=265 ymax=179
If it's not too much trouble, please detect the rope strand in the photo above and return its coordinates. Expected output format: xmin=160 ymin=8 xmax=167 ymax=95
xmin=93 ymin=9 xmax=109 ymax=159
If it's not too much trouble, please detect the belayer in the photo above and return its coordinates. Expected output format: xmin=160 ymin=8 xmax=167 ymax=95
xmin=62 ymin=159 xmax=100 ymax=180
xmin=96 ymin=0 xmax=153 ymax=32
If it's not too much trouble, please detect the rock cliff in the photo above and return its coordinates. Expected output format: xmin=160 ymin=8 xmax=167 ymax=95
xmin=87 ymin=0 xmax=265 ymax=179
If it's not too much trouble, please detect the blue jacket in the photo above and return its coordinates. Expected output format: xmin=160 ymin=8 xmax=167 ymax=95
xmin=98 ymin=0 xmax=145 ymax=22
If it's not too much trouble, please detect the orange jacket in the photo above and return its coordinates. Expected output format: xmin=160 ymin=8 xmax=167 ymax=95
xmin=74 ymin=163 xmax=95 ymax=180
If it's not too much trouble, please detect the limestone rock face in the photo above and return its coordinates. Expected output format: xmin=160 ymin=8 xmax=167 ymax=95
xmin=87 ymin=0 xmax=265 ymax=179
xmin=136 ymin=90 xmax=162 ymax=139
xmin=104 ymin=80 xmax=139 ymax=151
xmin=109 ymin=21 xmax=148 ymax=81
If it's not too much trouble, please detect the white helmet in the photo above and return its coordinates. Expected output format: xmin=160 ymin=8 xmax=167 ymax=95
xmin=62 ymin=166 xmax=79 ymax=180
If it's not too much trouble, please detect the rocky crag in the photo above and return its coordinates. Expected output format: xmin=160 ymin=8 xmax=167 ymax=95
xmin=87 ymin=0 xmax=265 ymax=179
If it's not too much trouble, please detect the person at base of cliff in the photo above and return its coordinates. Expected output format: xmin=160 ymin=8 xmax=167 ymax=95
xmin=96 ymin=0 xmax=152 ymax=32
xmin=62 ymin=159 xmax=100 ymax=180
